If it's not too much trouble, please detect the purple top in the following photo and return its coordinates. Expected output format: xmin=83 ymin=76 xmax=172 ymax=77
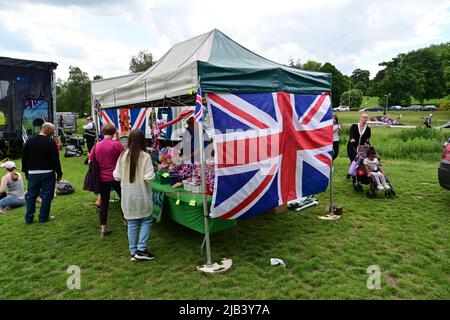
xmin=89 ymin=137 xmax=124 ymax=182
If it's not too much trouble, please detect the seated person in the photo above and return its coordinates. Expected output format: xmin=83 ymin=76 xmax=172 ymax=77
xmin=0 ymin=161 xmax=26 ymax=213
xmin=157 ymin=148 xmax=171 ymax=170
xmin=363 ymin=147 xmax=391 ymax=190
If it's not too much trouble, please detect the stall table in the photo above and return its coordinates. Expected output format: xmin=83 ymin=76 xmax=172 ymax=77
xmin=151 ymin=182 xmax=236 ymax=234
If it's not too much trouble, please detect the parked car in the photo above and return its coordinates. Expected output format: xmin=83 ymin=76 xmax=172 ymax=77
xmin=422 ymin=105 xmax=438 ymax=111
xmin=405 ymin=105 xmax=422 ymax=111
xmin=438 ymin=138 xmax=450 ymax=190
xmin=389 ymin=105 xmax=403 ymax=110
xmin=362 ymin=106 xmax=384 ymax=112
xmin=333 ymin=105 xmax=350 ymax=112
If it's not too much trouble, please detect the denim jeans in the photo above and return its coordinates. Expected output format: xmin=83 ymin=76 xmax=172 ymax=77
xmin=25 ymin=172 xmax=55 ymax=223
xmin=127 ymin=216 xmax=153 ymax=256
xmin=0 ymin=196 xmax=26 ymax=209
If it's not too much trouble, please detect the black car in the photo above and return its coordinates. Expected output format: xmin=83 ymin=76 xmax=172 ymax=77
xmin=361 ymin=106 xmax=384 ymax=112
xmin=438 ymin=138 xmax=450 ymax=190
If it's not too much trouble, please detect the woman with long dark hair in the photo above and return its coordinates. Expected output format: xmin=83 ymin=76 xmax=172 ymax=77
xmin=113 ymin=129 xmax=155 ymax=261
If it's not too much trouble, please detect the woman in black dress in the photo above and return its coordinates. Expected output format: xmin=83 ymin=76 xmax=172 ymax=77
xmin=347 ymin=113 xmax=371 ymax=162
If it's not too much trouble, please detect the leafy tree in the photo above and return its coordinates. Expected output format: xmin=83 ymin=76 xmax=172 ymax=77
xmin=288 ymin=58 xmax=322 ymax=71
xmin=373 ymin=64 xmax=424 ymax=106
xmin=56 ymin=66 xmax=91 ymax=116
xmin=319 ymin=62 xmax=347 ymax=107
xmin=355 ymin=81 xmax=368 ymax=95
xmin=340 ymin=89 xmax=363 ymax=109
xmin=129 ymin=50 xmax=155 ymax=73
xmin=350 ymin=69 xmax=370 ymax=87
xmin=402 ymin=49 xmax=446 ymax=101
xmin=301 ymin=60 xmax=322 ymax=72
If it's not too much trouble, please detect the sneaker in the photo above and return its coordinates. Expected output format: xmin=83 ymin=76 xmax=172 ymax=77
xmin=384 ymin=185 xmax=391 ymax=189
xmin=135 ymin=249 xmax=155 ymax=261
xmin=130 ymin=255 xmax=137 ymax=261
xmin=377 ymin=185 xmax=384 ymax=190
xmin=0 ymin=208 xmax=6 ymax=214
xmin=39 ymin=215 xmax=56 ymax=223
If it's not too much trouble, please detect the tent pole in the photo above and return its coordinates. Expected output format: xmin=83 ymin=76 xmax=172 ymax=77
xmin=198 ymin=120 xmax=212 ymax=267
xmin=93 ymin=98 xmax=100 ymax=143
xmin=329 ymin=160 xmax=334 ymax=214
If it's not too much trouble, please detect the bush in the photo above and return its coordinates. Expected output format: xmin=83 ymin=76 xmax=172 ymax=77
xmin=336 ymin=126 xmax=447 ymax=161
xmin=376 ymin=127 xmax=447 ymax=161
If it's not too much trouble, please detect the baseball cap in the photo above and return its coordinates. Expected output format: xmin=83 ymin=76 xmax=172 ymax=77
xmin=0 ymin=161 xmax=16 ymax=170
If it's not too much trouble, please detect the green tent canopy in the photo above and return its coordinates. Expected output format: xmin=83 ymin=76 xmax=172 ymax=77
xmin=95 ymin=29 xmax=331 ymax=109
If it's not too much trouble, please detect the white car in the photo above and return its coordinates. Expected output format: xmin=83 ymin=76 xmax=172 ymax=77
xmin=334 ymin=106 xmax=350 ymax=112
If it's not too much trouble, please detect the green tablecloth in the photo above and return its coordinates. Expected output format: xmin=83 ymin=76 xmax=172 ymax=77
xmin=151 ymin=182 xmax=236 ymax=234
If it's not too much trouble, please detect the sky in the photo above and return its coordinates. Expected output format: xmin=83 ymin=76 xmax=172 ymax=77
xmin=1 ymin=0 xmax=449 ymax=81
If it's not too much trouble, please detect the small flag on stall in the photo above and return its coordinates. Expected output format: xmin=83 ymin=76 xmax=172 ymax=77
xmin=93 ymin=97 xmax=101 ymax=111
xmin=194 ymin=85 xmax=205 ymax=124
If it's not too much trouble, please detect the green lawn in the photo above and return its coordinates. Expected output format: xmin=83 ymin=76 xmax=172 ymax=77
xmin=335 ymin=110 xmax=450 ymax=127
xmin=0 ymin=138 xmax=449 ymax=299
xmin=362 ymin=95 xmax=450 ymax=108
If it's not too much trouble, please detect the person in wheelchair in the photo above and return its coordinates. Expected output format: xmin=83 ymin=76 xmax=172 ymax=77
xmin=363 ymin=147 xmax=391 ymax=190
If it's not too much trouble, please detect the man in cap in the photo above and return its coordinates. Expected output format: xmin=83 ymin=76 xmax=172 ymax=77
xmin=83 ymin=115 xmax=96 ymax=153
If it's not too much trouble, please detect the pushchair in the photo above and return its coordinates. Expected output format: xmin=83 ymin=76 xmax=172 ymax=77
xmin=348 ymin=145 xmax=396 ymax=198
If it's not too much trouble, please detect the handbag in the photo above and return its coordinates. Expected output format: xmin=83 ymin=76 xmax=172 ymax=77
xmin=83 ymin=146 xmax=101 ymax=194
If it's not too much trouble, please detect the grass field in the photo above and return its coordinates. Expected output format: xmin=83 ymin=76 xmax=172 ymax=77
xmin=361 ymin=95 xmax=450 ymax=109
xmin=335 ymin=110 xmax=450 ymax=127
xmin=0 ymin=127 xmax=449 ymax=299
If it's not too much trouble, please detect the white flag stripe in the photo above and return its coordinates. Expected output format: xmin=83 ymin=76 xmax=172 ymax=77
xmin=213 ymin=93 xmax=279 ymax=129
xmin=216 ymin=156 xmax=280 ymax=176
xmin=210 ymin=159 xmax=280 ymax=219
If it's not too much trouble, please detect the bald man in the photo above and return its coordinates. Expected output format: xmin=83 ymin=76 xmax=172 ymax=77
xmin=22 ymin=122 xmax=62 ymax=224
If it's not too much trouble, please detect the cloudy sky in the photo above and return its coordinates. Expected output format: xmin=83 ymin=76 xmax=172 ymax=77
xmin=1 ymin=0 xmax=449 ymax=81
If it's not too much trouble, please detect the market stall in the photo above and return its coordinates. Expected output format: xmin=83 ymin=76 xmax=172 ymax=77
xmin=93 ymin=29 xmax=333 ymax=272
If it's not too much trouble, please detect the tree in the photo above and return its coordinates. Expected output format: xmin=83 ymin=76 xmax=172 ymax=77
xmin=402 ymin=49 xmax=446 ymax=101
xmin=371 ymin=45 xmax=448 ymax=103
xmin=340 ymin=89 xmax=363 ymax=109
xmin=301 ymin=60 xmax=322 ymax=72
xmin=129 ymin=50 xmax=155 ymax=73
xmin=373 ymin=65 xmax=424 ymax=106
xmin=93 ymin=75 xmax=103 ymax=80
xmin=288 ymin=58 xmax=322 ymax=71
xmin=319 ymin=62 xmax=347 ymax=107
xmin=56 ymin=66 xmax=91 ymax=116
xmin=355 ymin=81 xmax=368 ymax=95
xmin=350 ymin=69 xmax=370 ymax=87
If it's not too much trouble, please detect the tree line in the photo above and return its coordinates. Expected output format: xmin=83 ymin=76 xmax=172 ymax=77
xmin=289 ymin=42 xmax=449 ymax=108
xmin=56 ymin=50 xmax=154 ymax=116
xmin=57 ymin=43 xmax=449 ymax=116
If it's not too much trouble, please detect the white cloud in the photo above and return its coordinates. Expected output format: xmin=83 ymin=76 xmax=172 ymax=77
xmin=0 ymin=0 xmax=449 ymax=81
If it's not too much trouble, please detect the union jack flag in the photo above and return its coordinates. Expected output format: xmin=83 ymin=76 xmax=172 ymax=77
xmin=130 ymin=107 xmax=147 ymax=132
xmin=194 ymin=85 xmax=205 ymax=124
xmin=206 ymin=92 xmax=333 ymax=220
xmin=100 ymin=108 xmax=118 ymax=128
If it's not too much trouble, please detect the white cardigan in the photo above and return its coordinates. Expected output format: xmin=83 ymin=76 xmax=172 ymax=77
xmin=113 ymin=150 xmax=155 ymax=220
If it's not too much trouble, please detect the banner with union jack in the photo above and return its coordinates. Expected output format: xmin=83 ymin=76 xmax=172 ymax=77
xmin=130 ymin=107 xmax=147 ymax=132
xmin=100 ymin=108 xmax=119 ymax=129
xmin=206 ymin=92 xmax=333 ymax=220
